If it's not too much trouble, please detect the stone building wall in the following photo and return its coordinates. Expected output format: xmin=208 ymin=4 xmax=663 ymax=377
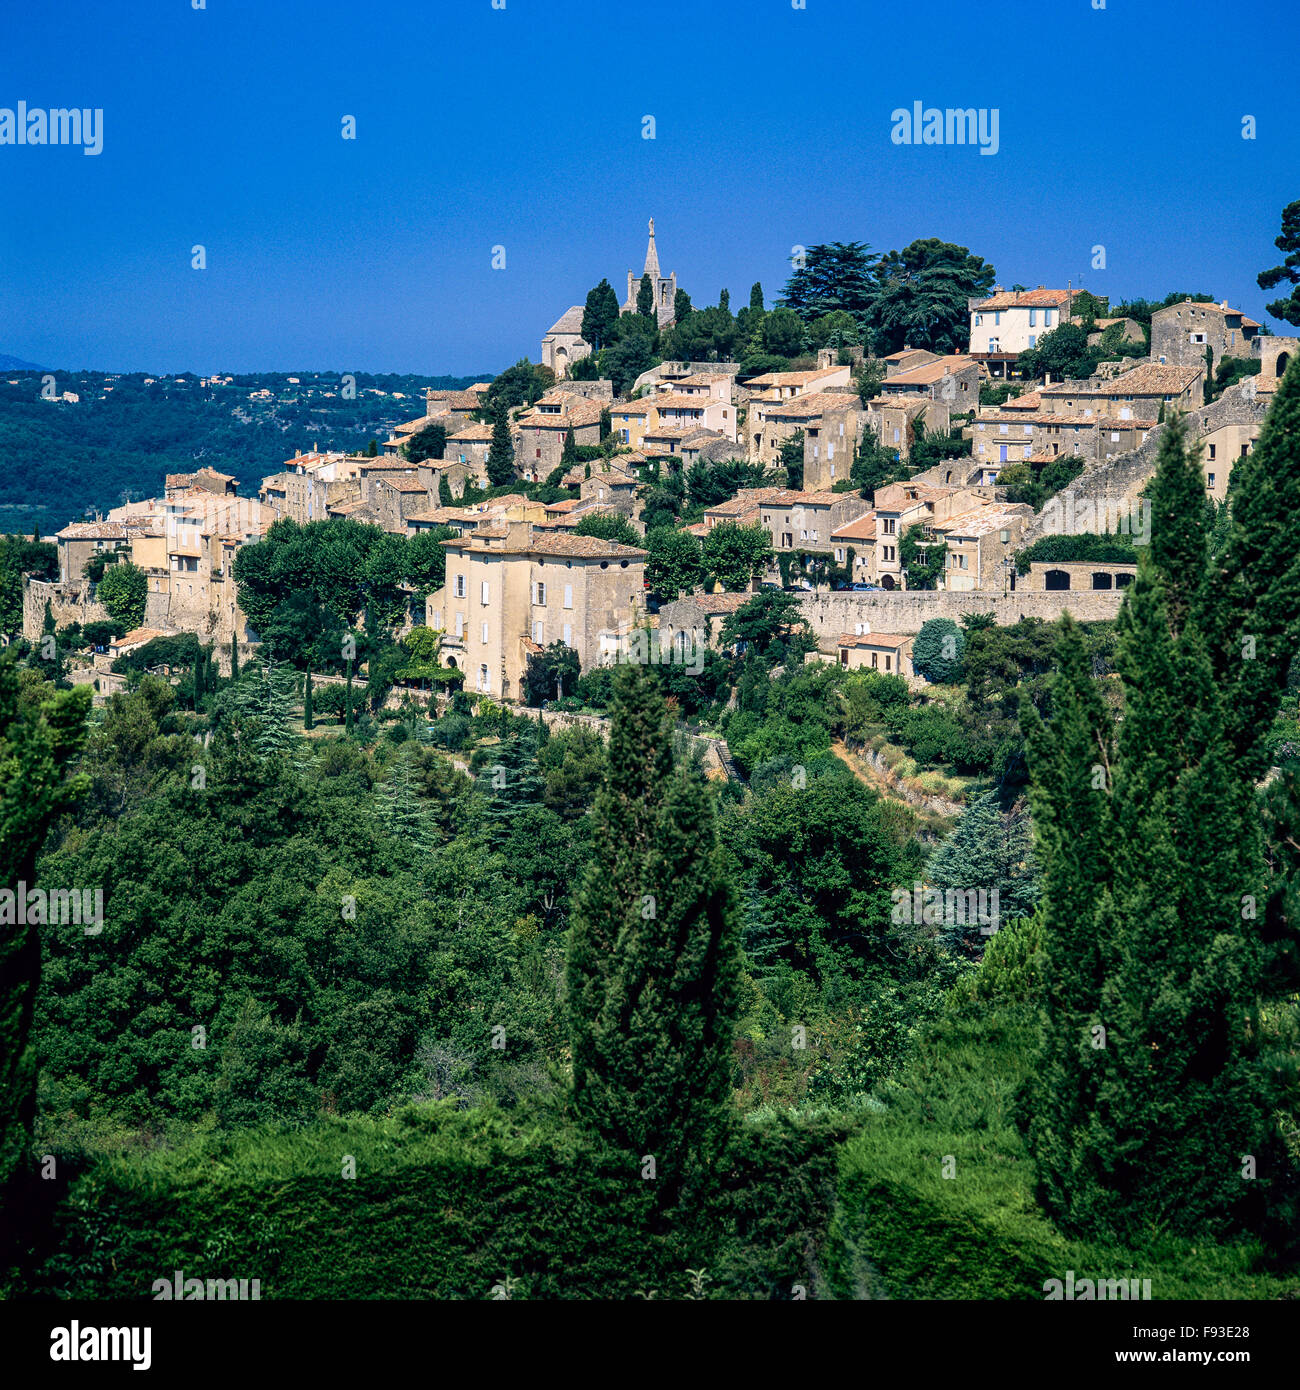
xmin=1016 ymin=383 xmax=1269 ymax=548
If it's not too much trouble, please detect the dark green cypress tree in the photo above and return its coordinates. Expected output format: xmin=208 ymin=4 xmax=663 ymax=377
xmin=749 ymin=282 xmax=764 ymax=311
xmin=303 ymin=670 xmax=314 ymax=729
xmin=230 ymin=640 xmax=240 ymax=682
xmin=193 ymin=652 xmax=205 ymax=708
xmin=566 ymin=666 xmax=741 ymax=1176
xmin=1146 ymin=409 xmax=1211 ymax=635
xmin=486 ymin=408 xmax=515 ymax=488
xmin=1020 ymin=616 xmax=1115 ymax=1224
xmin=1200 ymin=354 xmax=1300 ymax=776
xmin=344 ymin=662 xmax=353 ymax=732
xmin=1022 ymin=404 xmax=1299 ymax=1244
xmin=438 ymin=473 xmax=454 ymax=507
xmin=561 ymin=428 xmax=577 ymax=465
xmin=637 ymin=272 xmax=654 ymax=320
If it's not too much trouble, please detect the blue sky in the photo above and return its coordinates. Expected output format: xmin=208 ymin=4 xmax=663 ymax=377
xmin=2 ymin=0 xmax=1297 ymax=375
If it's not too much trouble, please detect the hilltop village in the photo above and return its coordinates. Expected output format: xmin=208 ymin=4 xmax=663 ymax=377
xmin=28 ymin=220 xmax=1298 ymax=698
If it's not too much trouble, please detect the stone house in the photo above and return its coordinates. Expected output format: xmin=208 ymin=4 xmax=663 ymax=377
xmin=655 ymin=590 xmax=754 ymax=653
xmin=970 ymin=410 xmax=1153 ymax=471
xmin=878 ymin=355 xmax=981 ymax=404
xmin=443 ymin=421 xmax=495 ymax=477
xmin=829 ymin=511 xmax=878 ymax=585
xmin=1038 ymin=362 xmax=1204 ymax=421
xmin=1197 ymin=422 xmax=1260 ymax=503
xmin=931 ymin=505 xmax=1034 ymax=593
xmin=427 ymin=522 xmax=647 ymax=700
xmin=514 ymin=393 xmax=604 ymax=481
xmin=1151 ymin=300 xmax=1261 ymax=367
xmin=835 ymin=630 xmax=914 ymax=678
xmin=753 ymin=488 xmax=872 ymax=556
xmin=882 ymin=347 xmax=941 ymax=377
xmin=870 ymin=482 xmax=983 ymax=590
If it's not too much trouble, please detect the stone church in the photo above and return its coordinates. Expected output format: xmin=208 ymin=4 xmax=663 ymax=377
xmin=541 ymin=219 xmax=680 ymax=379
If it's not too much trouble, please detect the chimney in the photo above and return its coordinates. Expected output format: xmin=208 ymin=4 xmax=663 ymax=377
xmin=506 ymin=518 xmax=531 ymax=548
xmin=1037 ymin=284 xmax=1045 ymax=290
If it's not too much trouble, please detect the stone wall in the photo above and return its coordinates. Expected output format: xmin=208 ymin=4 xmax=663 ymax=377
xmin=797 ymin=587 xmax=1124 ymax=641
xmin=23 ymin=579 xmax=109 ymax=641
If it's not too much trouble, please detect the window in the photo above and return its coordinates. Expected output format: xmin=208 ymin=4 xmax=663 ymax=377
xmin=454 ymin=574 xmax=466 ymax=598
xmin=479 ymin=664 xmax=489 ymax=692
xmin=1029 ymin=309 xmax=1037 ymax=327
xmin=999 ymin=423 xmax=1009 ymax=434
xmin=975 ymin=314 xmax=983 ymax=326
xmin=563 ymin=623 xmax=572 ymax=645
xmin=455 ymin=613 xmax=464 ymax=637
xmin=1022 ymin=445 xmax=1031 ymax=459
xmin=480 ymin=580 xmax=490 ymax=604
xmin=1208 ymin=444 xmax=1216 ymax=460
xmin=1207 ymin=472 xmax=1216 ymax=489
xmin=534 ymin=581 xmax=546 ymax=605
xmin=828 ymin=441 xmax=835 ymax=459
xmin=835 ymin=548 xmax=844 ymax=562
xmin=893 ymin=428 xmax=900 ymax=443
xmin=563 ymin=584 xmax=573 ymax=609
xmin=994 ymin=311 xmax=1001 ymax=325
xmin=871 ymin=652 xmax=878 ymax=668
xmin=884 ymin=655 xmax=892 ymax=671
xmin=1044 ymin=309 xmax=1053 ymax=326
xmin=481 ymin=621 xmax=489 ymax=644
xmin=532 ymin=620 xmax=542 ymax=642
xmin=883 ymin=518 xmax=896 ymax=534
xmin=1028 ymin=335 xmax=1036 ymax=349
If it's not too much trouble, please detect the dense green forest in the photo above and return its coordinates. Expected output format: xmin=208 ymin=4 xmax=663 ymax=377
xmin=0 ymin=370 xmax=491 ymax=535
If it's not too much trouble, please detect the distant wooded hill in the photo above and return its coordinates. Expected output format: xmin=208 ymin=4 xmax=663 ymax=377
xmin=0 ymin=369 xmax=493 ymax=535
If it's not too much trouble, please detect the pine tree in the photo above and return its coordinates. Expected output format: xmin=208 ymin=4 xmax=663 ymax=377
xmin=375 ymin=747 xmax=433 ymax=850
xmin=927 ymin=790 xmax=1038 ymax=954
xmin=566 ymin=665 xmax=741 ymax=1176
xmin=303 ymin=670 xmax=314 ymax=730
xmin=486 ymin=408 xmax=515 ymax=487
xmin=481 ymin=729 xmax=544 ymax=845
xmin=227 ymin=659 xmax=297 ymax=756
